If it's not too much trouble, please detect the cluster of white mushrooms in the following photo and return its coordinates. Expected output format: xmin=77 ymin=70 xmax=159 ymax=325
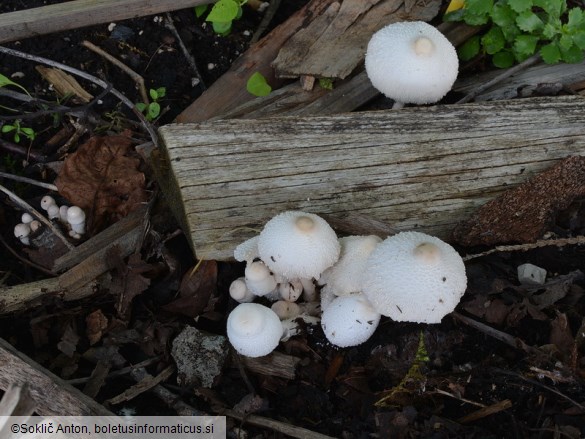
xmin=13 ymin=195 xmax=86 ymax=245
xmin=226 ymin=211 xmax=467 ymax=357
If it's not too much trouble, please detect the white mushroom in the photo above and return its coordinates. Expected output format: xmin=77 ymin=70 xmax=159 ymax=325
xmin=271 ymin=301 xmax=301 ymax=320
xmin=234 ymin=235 xmax=260 ymax=263
xmin=278 ymin=279 xmax=303 ymax=302
xmin=361 ymin=231 xmax=467 ymax=324
xmin=229 ymin=277 xmax=255 ymax=303
xmin=47 ymin=204 xmax=60 ymax=220
xmin=227 ymin=303 xmax=283 ymax=357
xmin=321 ymin=294 xmax=381 ymax=348
xmin=244 ymin=260 xmax=277 ymax=297
xmin=21 ymin=213 xmax=34 ymax=224
xmin=365 ymin=21 xmax=458 ymax=108
xmin=67 ymin=206 xmax=86 ymax=234
xmin=258 ymin=211 xmax=340 ymax=280
xmin=40 ymin=195 xmax=56 ymax=211
xmin=319 ymin=235 xmax=382 ymax=297
xmin=59 ymin=205 xmax=69 ymax=223
xmin=14 ymin=223 xmax=31 ymax=245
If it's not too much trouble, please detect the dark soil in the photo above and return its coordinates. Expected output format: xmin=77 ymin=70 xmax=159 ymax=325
xmin=1 ymin=2 xmax=585 ymax=439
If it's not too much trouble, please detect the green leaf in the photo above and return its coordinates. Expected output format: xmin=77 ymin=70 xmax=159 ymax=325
xmin=458 ymin=35 xmax=481 ymax=60
xmin=207 ymin=0 xmax=239 ymax=22
xmin=500 ymin=24 xmax=521 ymax=42
xmin=20 ymin=127 xmax=35 ymax=140
xmin=567 ymin=8 xmax=585 ymax=31
xmin=246 ymin=72 xmax=271 ymax=97
xmin=13 ymin=132 xmax=20 ymax=143
xmin=508 ymin=0 xmax=532 ymax=14
xmin=135 ymin=102 xmax=146 ymax=112
xmin=1 ymin=125 xmax=15 ymax=133
xmin=533 ymin=0 xmax=565 ymax=18
xmin=194 ymin=4 xmax=208 ymax=18
xmin=513 ymin=34 xmax=539 ymax=56
xmin=481 ymin=26 xmax=506 ymax=54
xmin=318 ymin=78 xmax=334 ymax=90
xmin=149 ymin=88 xmax=159 ymax=101
xmin=465 ymin=0 xmax=493 ymax=16
xmin=516 ymin=10 xmax=543 ymax=32
xmin=559 ymin=33 xmax=574 ymax=50
xmin=462 ymin=12 xmax=491 ymax=26
xmin=212 ymin=21 xmax=232 ymax=35
xmin=540 ymin=42 xmax=562 ymax=63
xmin=147 ymin=102 xmax=161 ymax=120
xmin=443 ymin=9 xmax=466 ymax=22
xmin=560 ymin=44 xmax=585 ymax=63
xmin=542 ymin=22 xmax=559 ymax=39
xmin=156 ymin=87 xmax=166 ymax=98
xmin=573 ymin=30 xmax=585 ymax=50
xmin=0 ymin=73 xmax=31 ymax=97
xmin=492 ymin=50 xmax=515 ymax=68
xmin=491 ymin=3 xmax=516 ymax=28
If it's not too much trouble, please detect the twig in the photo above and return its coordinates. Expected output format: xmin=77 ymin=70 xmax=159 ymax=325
xmin=0 ymin=45 xmax=158 ymax=148
xmin=462 ymin=236 xmax=585 ymax=261
xmin=0 ymin=172 xmax=58 ymax=191
xmin=451 ymin=311 xmax=544 ymax=357
xmin=457 ymin=399 xmax=513 ymax=424
xmin=456 ymin=53 xmax=542 ymax=104
xmin=64 ymin=356 xmax=161 ymax=385
xmin=81 ymin=40 xmax=149 ymax=104
xmin=433 ymin=388 xmax=485 ymax=408
xmin=164 ymin=13 xmax=206 ymax=91
xmin=0 ymin=231 xmax=56 ymax=276
xmin=0 ymin=183 xmax=75 ymax=250
xmin=251 ymin=0 xmax=282 ymax=44
xmin=0 ymin=138 xmax=48 ymax=163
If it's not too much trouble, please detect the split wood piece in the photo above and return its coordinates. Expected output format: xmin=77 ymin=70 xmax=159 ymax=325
xmin=157 ymin=96 xmax=585 ymax=260
xmin=453 ymin=59 xmax=585 ymax=102
xmin=0 ymin=0 xmax=212 ymax=44
xmin=453 ymin=156 xmax=585 ymax=246
xmin=0 ymin=337 xmax=115 ymax=416
xmin=35 ymin=66 xmax=93 ymax=103
xmin=106 ymin=365 xmax=174 ymax=405
xmin=0 ymin=205 xmax=148 ymax=314
xmin=175 ymin=0 xmax=339 ymax=123
xmin=236 ymin=351 xmax=301 ymax=380
xmin=0 ymin=384 xmax=36 ymax=417
xmin=272 ymin=0 xmax=441 ymax=80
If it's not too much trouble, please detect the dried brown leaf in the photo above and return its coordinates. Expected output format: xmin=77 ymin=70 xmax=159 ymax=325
xmin=55 ymin=132 xmax=148 ymax=232
xmin=86 ymin=309 xmax=108 ymax=346
xmin=57 ymin=322 xmax=80 ymax=357
xmin=162 ymin=260 xmax=217 ymax=318
xmin=550 ymin=312 xmax=574 ymax=362
xmin=108 ymin=249 xmax=152 ymax=319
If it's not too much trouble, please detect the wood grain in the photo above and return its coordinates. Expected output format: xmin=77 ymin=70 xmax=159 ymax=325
xmin=158 ymin=96 xmax=585 ymax=260
xmin=0 ymin=0 xmax=210 ymax=44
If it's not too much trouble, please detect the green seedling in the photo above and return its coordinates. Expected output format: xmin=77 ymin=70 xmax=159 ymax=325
xmin=246 ymin=72 xmax=271 ymax=97
xmin=1 ymin=120 xmax=36 ymax=143
xmin=0 ymin=73 xmax=32 ymax=97
xmin=136 ymin=87 xmax=166 ymax=121
xmin=445 ymin=0 xmax=585 ymax=67
xmin=196 ymin=0 xmax=247 ymax=36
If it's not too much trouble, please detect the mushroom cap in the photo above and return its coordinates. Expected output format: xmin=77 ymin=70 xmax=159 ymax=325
xmin=361 ymin=231 xmax=467 ymax=323
xmin=319 ymin=235 xmax=382 ymax=297
xmin=244 ymin=260 xmax=278 ymax=296
xmin=229 ymin=277 xmax=255 ymax=303
xmin=365 ymin=21 xmax=458 ymax=104
xmin=66 ymin=206 xmax=86 ymax=225
xmin=227 ymin=303 xmax=283 ymax=357
xmin=14 ymin=223 xmax=31 ymax=238
xmin=321 ymin=294 xmax=381 ymax=347
xmin=258 ymin=211 xmax=340 ymax=279
xmin=40 ymin=195 xmax=56 ymax=211
xmin=234 ymin=235 xmax=260 ymax=262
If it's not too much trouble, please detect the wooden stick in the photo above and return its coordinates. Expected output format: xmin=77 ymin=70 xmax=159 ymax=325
xmin=0 ymin=0 xmax=213 ymax=44
xmin=457 ymin=399 xmax=513 ymax=423
xmin=82 ymin=40 xmax=149 ymax=105
xmin=463 ymin=236 xmax=585 ymax=261
xmin=0 ymin=171 xmax=58 ymax=191
xmin=0 ymin=337 xmax=114 ymax=416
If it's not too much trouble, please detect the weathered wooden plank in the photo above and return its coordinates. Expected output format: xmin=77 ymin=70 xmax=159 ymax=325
xmin=158 ymin=96 xmax=585 ymax=260
xmin=0 ymin=0 xmax=210 ymax=44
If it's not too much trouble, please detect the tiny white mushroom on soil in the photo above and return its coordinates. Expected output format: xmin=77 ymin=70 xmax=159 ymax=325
xmin=21 ymin=213 xmax=34 ymax=224
xmin=40 ymin=195 xmax=56 ymax=211
xmin=361 ymin=231 xmax=467 ymax=324
xmin=244 ymin=260 xmax=277 ymax=297
xmin=365 ymin=21 xmax=458 ymax=108
xmin=321 ymin=294 xmax=381 ymax=348
xmin=258 ymin=211 xmax=340 ymax=280
xmin=279 ymin=279 xmax=303 ymax=302
xmin=67 ymin=206 xmax=86 ymax=235
xmin=226 ymin=303 xmax=283 ymax=357
xmin=14 ymin=223 xmax=31 ymax=245
xmin=47 ymin=204 xmax=61 ymax=221
xmin=229 ymin=277 xmax=255 ymax=303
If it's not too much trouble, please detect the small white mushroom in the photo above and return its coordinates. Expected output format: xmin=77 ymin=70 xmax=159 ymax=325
xmin=66 ymin=206 xmax=86 ymax=234
xmin=365 ymin=21 xmax=459 ymax=108
xmin=14 ymin=223 xmax=31 ymax=245
xmin=40 ymin=195 xmax=56 ymax=211
xmin=21 ymin=212 xmax=34 ymax=224
xmin=278 ymin=279 xmax=303 ymax=302
xmin=258 ymin=211 xmax=340 ymax=280
xmin=321 ymin=294 xmax=381 ymax=348
xmin=47 ymin=204 xmax=61 ymax=220
xmin=244 ymin=260 xmax=277 ymax=297
xmin=29 ymin=220 xmax=41 ymax=233
xmin=59 ymin=205 xmax=69 ymax=223
xmin=271 ymin=301 xmax=301 ymax=320
xmin=229 ymin=277 xmax=256 ymax=303
xmin=227 ymin=303 xmax=283 ymax=357
xmin=361 ymin=231 xmax=467 ymax=324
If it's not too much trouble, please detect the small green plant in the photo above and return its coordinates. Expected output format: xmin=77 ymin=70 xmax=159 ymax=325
xmin=445 ymin=0 xmax=585 ymax=67
xmin=136 ymin=87 xmax=166 ymax=121
xmin=196 ymin=0 xmax=247 ymax=36
xmin=1 ymin=120 xmax=36 ymax=143
xmin=318 ymin=78 xmax=335 ymax=90
xmin=246 ymin=72 xmax=272 ymax=97
xmin=0 ymin=72 xmax=32 ymax=97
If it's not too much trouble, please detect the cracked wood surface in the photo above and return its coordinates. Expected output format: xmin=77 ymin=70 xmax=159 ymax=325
xmin=158 ymin=96 xmax=585 ymax=260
